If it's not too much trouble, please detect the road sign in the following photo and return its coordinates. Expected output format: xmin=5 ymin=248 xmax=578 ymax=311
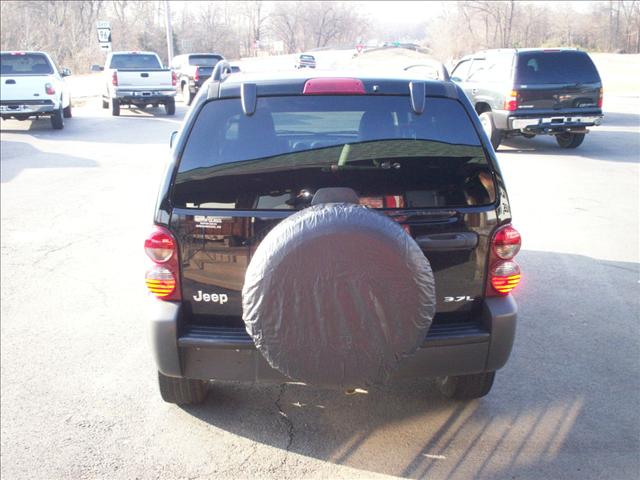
xmin=356 ymin=44 xmax=364 ymax=53
xmin=96 ymin=20 xmax=111 ymax=51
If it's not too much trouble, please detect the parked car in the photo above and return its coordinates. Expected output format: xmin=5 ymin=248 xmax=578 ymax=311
xmin=0 ymin=51 xmax=72 ymax=129
xmin=146 ymin=62 xmax=521 ymax=405
xmin=100 ymin=51 xmax=177 ymax=116
xmin=295 ymin=54 xmax=316 ymax=69
xmin=170 ymin=53 xmax=224 ymax=105
xmin=451 ymin=48 xmax=603 ymax=149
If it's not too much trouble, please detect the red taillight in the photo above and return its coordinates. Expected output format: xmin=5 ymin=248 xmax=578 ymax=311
xmin=487 ymin=224 xmax=522 ymax=296
xmin=112 ymin=71 xmax=118 ymax=86
xmin=194 ymin=67 xmax=200 ymax=82
xmin=384 ymin=195 xmax=405 ymax=208
xmin=45 ymin=83 xmax=55 ymax=95
xmin=303 ymin=78 xmax=365 ymax=95
xmin=493 ymin=224 xmax=521 ymax=259
xmin=490 ymin=262 xmax=522 ymax=295
xmin=597 ymin=87 xmax=603 ymax=108
xmin=504 ymin=90 xmax=518 ymax=111
xmin=145 ymin=226 xmax=181 ymax=301
xmin=171 ymin=70 xmax=177 ymax=86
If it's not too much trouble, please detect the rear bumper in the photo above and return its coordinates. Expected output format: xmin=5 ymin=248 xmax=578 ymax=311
xmin=493 ymin=109 xmax=603 ymax=133
xmin=112 ymin=88 xmax=176 ymax=101
xmin=0 ymin=100 xmax=57 ymax=115
xmin=150 ymin=296 xmax=517 ymax=382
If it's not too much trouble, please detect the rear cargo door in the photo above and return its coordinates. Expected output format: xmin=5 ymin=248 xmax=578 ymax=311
xmin=515 ymin=50 xmax=602 ymax=111
xmin=171 ymin=94 xmax=501 ymax=327
xmin=189 ymin=55 xmax=223 ymax=82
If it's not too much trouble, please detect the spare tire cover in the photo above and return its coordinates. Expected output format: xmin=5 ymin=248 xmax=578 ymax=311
xmin=242 ymin=203 xmax=436 ymax=387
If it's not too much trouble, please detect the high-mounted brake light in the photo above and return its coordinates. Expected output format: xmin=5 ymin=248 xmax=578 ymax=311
xmin=194 ymin=67 xmax=200 ymax=82
xmin=171 ymin=70 xmax=177 ymax=86
xmin=504 ymin=90 xmax=518 ymax=111
xmin=112 ymin=71 xmax=118 ymax=86
xmin=303 ymin=78 xmax=365 ymax=95
xmin=144 ymin=226 xmax=181 ymax=301
xmin=11 ymin=52 xmax=26 ymax=56
xmin=487 ymin=224 xmax=522 ymax=296
xmin=45 ymin=83 xmax=55 ymax=95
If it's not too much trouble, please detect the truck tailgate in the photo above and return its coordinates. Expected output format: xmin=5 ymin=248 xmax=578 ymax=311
xmin=115 ymin=69 xmax=173 ymax=89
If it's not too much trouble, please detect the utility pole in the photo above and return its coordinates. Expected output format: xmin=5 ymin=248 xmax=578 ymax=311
xmin=163 ymin=0 xmax=174 ymax=64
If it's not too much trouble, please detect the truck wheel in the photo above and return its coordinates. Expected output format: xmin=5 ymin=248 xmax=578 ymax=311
xmin=437 ymin=371 xmax=495 ymax=400
xmin=479 ymin=112 xmax=502 ymax=151
xmin=157 ymin=371 xmax=207 ymax=405
xmin=556 ymin=132 xmax=585 ymax=148
xmin=165 ymin=98 xmax=176 ymax=115
xmin=182 ymin=83 xmax=192 ymax=106
xmin=102 ymin=98 xmax=109 ymax=109
xmin=63 ymin=103 xmax=72 ymax=118
xmin=111 ymin=98 xmax=120 ymax=116
xmin=50 ymin=107 xmax=64 ymax=129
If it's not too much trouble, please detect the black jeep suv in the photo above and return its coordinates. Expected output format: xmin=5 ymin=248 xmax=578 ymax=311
xmin=451 ymin=48 xmax=603 ymax=150
xmin=145 ymin=62 xmax=521 ymax=405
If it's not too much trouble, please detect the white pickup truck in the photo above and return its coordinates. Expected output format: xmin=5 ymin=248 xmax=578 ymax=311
xmin=99 ymin=51 xmax=176 ymax=116
xmin=0 ymin=51 xmax=72 ymax=130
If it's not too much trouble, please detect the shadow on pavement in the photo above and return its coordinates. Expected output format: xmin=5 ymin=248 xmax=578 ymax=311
xmin=0 ymin=140 xmax=97 ymax=183
xmin=499 ymin=111 xmax=639 ymax=164
xmin=182 ymin=251 xmax=639 ymax=479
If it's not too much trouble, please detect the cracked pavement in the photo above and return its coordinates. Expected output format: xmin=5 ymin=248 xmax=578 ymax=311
xmin=1 ymin=91 xmax=639 ymax=479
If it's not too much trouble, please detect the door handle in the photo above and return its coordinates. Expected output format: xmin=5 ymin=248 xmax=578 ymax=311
xmin=416 ymin=232 xmax=478 ymax=251
xmin=141 ymin=72 xmax=149 ymax=78
xmin=5 ymin=79 xmax=16 ymax=84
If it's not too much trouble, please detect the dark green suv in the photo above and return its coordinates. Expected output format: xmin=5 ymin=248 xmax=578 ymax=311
xmin=451 ymin=48 xmax=603 ymax=150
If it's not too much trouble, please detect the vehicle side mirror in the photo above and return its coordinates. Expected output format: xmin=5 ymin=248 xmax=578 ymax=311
xmin=61 ymin=68 xmax=72 ymax=77
xmin=170 ymin=131 xmax=178 ymax=148
xmin=90 ymin=64 xmax=104 ymax=72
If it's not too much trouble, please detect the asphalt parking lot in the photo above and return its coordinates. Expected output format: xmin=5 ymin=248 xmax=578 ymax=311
xmin=1 ymin=90 xmax=638 ymax=479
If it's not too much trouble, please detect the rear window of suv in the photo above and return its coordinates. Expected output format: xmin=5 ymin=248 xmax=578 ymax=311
xmin=515 ymin=51 xmax=600 ymax=84
xmin=0 ymin=53 xmax=53 ymax=75
xmin=189 ymin=55 xmax=223 ymax=67
xmin=173 ymin=95 xmax=496 ymax=210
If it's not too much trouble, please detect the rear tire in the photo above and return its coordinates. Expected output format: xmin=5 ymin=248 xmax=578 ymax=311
xmin=165 ymin=98 xmax=176 ymax=115
xmin=111 ymin=98 xmax=120 ymax=116
xmin=63 ymin=103 xmax=72 ymax=118
xmin=50 ymin=107 xmax=64 ymax=129
xmin=157 ymin=371 xmax=207 ymax=405
xmin=479 ymin=111 xmax=502 ymax=151
xmin=555 ymin=132 xmax=585 ymax=148
xmin=182 ymin=83 xmax=192 ymax=106
xmin=437 ymin=371 xmax=496 ymax=400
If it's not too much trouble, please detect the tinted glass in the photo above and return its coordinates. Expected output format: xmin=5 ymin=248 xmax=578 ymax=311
xmin=0 ymin=53 xmax=53 ymax=75
xmin=515 ymin=51 xmax=600 ymax=84
xmin=109 ymin=54 xmax=161 ymax=69
xmin=189 ymin=55 xmax=223 ymax=67
xmin=174 ymin=96 xmax=494 ymax=209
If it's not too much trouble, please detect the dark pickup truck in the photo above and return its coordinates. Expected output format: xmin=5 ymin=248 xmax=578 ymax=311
xmin=451 ymin=48 xmax=603 ymax=149
xmin=171 ymin=53 xmax=224 ymax=105
xmin=145 ymin=63 xmax=522 ymax=405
